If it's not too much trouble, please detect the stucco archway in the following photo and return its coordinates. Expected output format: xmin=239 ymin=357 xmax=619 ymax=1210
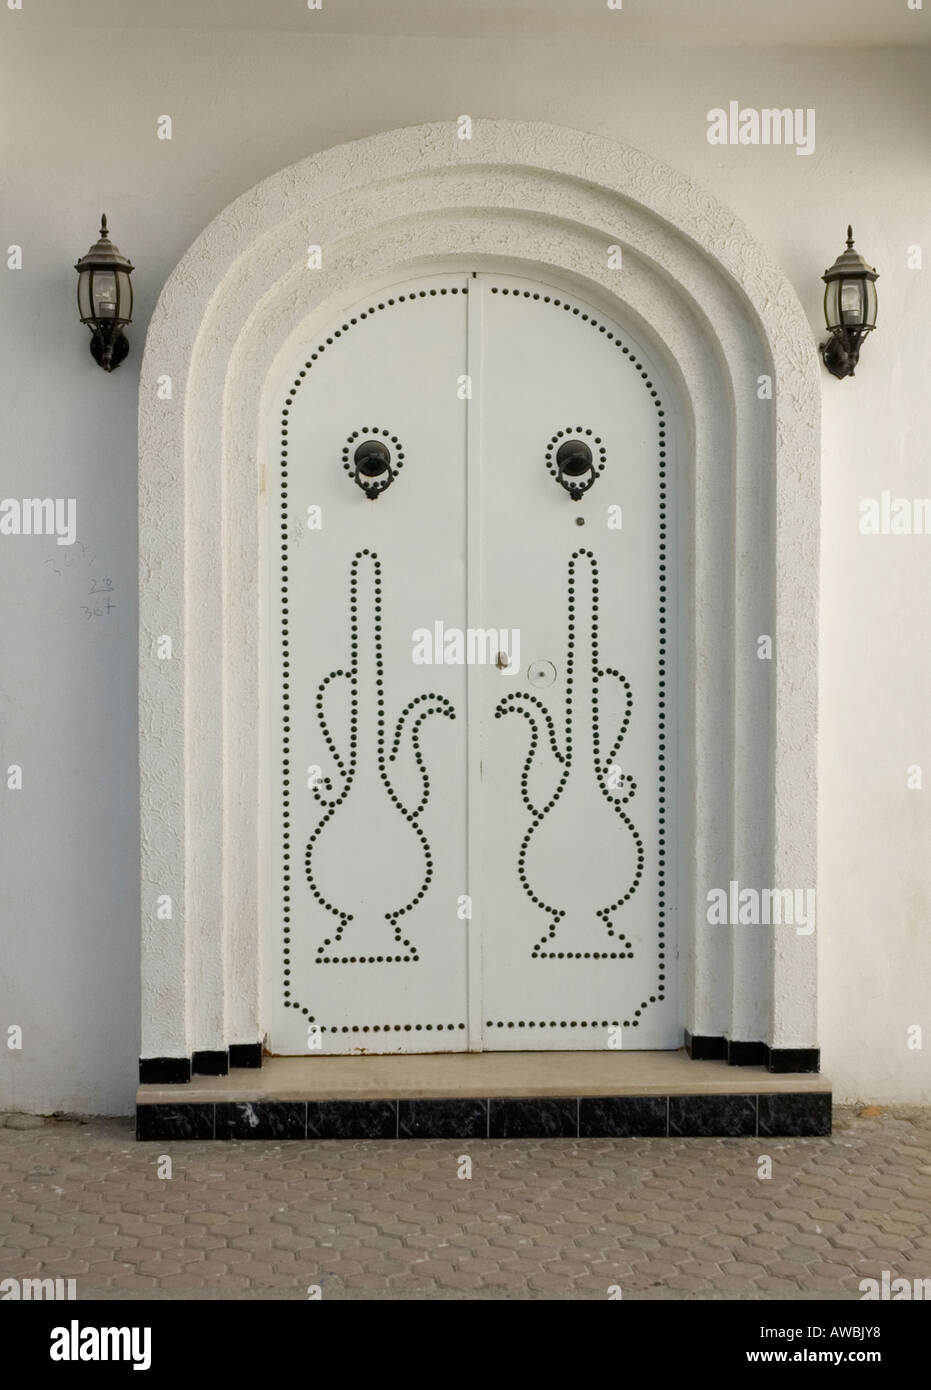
xmin=138 ymin=120 xmax=820 ymax=1076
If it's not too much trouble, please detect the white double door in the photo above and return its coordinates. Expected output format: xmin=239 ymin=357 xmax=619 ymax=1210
xmin=267 ymin=271 xmax=678 ymax=1053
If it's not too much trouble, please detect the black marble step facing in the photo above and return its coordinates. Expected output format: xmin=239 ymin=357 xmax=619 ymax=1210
xmin=137 ymin=1090 xmax=831 ymax=1141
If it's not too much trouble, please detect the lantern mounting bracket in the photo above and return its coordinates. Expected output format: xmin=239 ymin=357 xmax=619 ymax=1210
xmin=89 ymin=330 xmax=130 ymax=372
xmin=820 ymin=333 xmax=859 ymax=380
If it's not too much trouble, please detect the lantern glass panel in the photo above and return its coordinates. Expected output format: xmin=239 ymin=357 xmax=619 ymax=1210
xmin=77 ymin=272 xmax=93 ymax=322
xmin=116 ymin=269 xmax=133 ymax=321
xmin=839 ymin=278 xmax=864 ymax=326
xmin=93 ymin=271 xmax=118 ymax=318
xmin=864 ymin=278 xmax=878 ymax=328
xmin=824 ymin=279 xmax=840 ymax=330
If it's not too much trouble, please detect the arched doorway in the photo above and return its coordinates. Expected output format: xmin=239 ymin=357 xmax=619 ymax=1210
xmin=265 ymin=269 xmax=682 ymax=1054
xmin=138 ymin=121 xmax=820 ymax=1081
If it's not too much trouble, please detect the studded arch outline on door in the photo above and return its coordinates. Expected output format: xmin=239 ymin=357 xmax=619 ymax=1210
xmin=269 ymin=270 xmax=679 ymax=1054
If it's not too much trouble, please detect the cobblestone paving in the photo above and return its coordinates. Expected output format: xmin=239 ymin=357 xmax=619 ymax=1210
xmin=1 ymin=1107 xmax=929 ymax=1299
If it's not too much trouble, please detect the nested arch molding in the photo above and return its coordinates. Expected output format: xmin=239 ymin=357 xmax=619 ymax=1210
xmin=138 ymin=119 xmax=819 ymax=1066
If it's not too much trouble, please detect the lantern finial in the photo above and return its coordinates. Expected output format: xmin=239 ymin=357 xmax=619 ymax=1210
xmin=846 ymin=224 xmax=854 ymax=248
xmin=100 ymin=214 xmax=109 ymax=239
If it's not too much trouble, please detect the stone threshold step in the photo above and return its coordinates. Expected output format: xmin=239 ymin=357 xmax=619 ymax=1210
xmin=136 ymin=1052 xmax=831 ymax=1139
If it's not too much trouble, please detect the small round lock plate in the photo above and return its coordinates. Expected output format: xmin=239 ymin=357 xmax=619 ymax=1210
xmin=527 ymin=660 xmax=557 ymax=688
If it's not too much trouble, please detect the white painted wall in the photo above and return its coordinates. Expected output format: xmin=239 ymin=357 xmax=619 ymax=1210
xmin=1 ymin=17 xmax=929 ymax=1111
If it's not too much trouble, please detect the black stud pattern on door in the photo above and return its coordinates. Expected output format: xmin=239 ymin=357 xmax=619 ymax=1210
xmin=273 ymin=274 xmax=672 ymax=1048
xmin=278 ymin=284 xmax=469 ymax=1033
xmin=485 ymin=285 xmax=669 ymax=1035
xmin=304 ymin=550 xmax=455 ymax=966
xmin=495 ymin=549 xmax=643 ymax=960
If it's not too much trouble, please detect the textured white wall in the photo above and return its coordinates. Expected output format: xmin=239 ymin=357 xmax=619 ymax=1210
xmin=0 ymin=24 xmax=928 ymax=1111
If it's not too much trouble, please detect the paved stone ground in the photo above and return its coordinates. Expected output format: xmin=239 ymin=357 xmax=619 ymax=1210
xmin=1 ymin=1106 xmax=930 ymax=1300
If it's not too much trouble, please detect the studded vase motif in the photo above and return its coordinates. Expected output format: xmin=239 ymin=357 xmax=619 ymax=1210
xmin=304 ymin=549 xmax=456 ymax=965
xmin=495 ymin=549 xmax=644 ymax=960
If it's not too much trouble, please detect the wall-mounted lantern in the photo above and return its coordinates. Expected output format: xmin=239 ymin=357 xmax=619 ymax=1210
xmin=821 ymin=226 xmax=878 ymax=380
xmin=75 ymin=215 xmax=134 ymax=372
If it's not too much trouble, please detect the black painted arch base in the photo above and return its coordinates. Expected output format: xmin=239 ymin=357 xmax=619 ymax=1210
xmin=136 ymin=1091 xmax=832 ymax=1142
xmin=139 ymin=1042 xmax=263 ymax=1085
xmin=684 ymin=1031 xmax=820 ymax=1074
xmin=138 ymin=1057 xmax=191 ymax=1085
